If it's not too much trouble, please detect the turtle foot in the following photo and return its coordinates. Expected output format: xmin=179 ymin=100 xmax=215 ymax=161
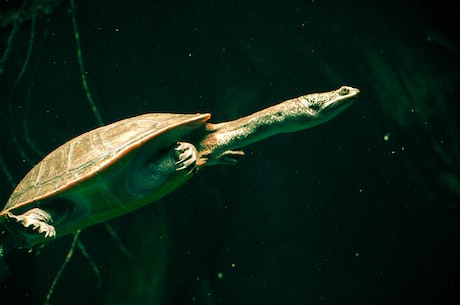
xmin=6 ymin=208 xmax=56 ymax=240
xmin=216 ymin=150 xmax=245 ymax=165
xmin=174 ymin=142 xmax=198 ymax=172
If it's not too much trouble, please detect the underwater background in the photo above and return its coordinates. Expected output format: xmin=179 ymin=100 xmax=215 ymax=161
xmin=0 ymin=0 xmax=459 ymax=304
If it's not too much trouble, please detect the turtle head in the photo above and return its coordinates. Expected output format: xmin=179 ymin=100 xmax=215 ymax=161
xmin=295 ymin=86 xmax=360 ymax=127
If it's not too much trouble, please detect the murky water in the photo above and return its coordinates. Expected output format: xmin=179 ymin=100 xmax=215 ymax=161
xmin=1 ymin=1 xmax=459 ymax=304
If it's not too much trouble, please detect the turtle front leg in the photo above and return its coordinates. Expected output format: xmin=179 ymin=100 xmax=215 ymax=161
xmin=174 ymin=142 xmax=198 ymax=171
xmin=5 ymin=208 xmax=56 ymax=240
xmin=128 ymin=142 xmax=199 ymax=195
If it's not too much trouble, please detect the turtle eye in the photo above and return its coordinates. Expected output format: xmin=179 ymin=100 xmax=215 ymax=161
xmin=339 ymin=87 xmax=350 ymax=96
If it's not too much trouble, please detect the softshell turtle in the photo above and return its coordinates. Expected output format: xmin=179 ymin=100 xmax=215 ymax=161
xmin=0 ymin=86 xmax=359 ymax=255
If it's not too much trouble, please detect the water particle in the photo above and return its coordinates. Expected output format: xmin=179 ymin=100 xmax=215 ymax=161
xmin=383 ymin=132 xmax=390 ymax=141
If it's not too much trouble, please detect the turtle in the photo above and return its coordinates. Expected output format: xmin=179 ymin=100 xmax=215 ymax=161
xmin=0 ymin=86 xmax=359 ymax=255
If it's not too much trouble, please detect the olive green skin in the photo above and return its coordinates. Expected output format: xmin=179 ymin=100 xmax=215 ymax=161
xmin=0 ymin=113 xmax=210 ymax=248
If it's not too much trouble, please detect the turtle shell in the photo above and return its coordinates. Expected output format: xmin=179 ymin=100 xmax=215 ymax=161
xmin=1 ymin=112 xmax=210 ymax=236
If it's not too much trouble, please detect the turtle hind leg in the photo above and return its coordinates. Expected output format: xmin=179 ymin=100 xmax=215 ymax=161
xmin=5 ymin=208 xmax=56 ymax=245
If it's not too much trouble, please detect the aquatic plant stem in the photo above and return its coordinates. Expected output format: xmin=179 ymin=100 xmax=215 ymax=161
xmin=70 ymin=0 xmax=104 ymax=126
xmin=20 ymin=15 xmax=45 ymax=157
xmin=7 ymin=14 xmax=38 ymax=166
xmin=0 ymin=12 xmax=20 ymax=75
xmin=0 ymin=152 xmax=15 ymax=189
xmin=16 ymin=15 xmax=36 ymax=85
xmin=77 ymin=238 xmax=102 ymax=287
xmin=43 ymin=230 xmax=81 ymax=305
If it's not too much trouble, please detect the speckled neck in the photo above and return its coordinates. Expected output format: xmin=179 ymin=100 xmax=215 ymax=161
xmin=197 ymin=86 xmax=359 ymax=165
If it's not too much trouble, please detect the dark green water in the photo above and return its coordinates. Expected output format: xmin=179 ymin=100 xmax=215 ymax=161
xmin=0 ymin=0 xmax=459 ymax=304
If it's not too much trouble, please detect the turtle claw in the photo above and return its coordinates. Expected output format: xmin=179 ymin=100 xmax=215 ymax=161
xmin=174 ymin=142 xmax=198 ymax=172
xmin=6 ymin=208 xmax=56 ymax=240
xmin=38 ymin=224 xmax=56 ymax=239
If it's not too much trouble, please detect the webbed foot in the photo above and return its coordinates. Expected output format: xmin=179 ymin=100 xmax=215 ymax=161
xmin=6 ymin=208 xmax=56 ymax=240
xmin=174 ymin=142 xmax=198 ymax=172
